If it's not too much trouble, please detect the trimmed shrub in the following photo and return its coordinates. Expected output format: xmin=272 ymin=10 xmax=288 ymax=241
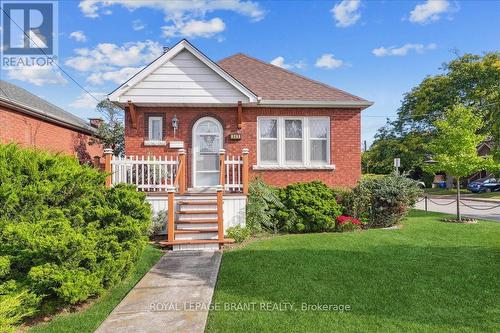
xmin=345 ymin=173 xmax=423 ymax=228
xmin=280 ymin=181 xmax=342 ymax=233
xmin=0 ymin=144 xmax=150 ymax=324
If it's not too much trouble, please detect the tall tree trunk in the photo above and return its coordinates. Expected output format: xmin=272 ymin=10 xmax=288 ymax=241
xmin=456 ymin=177 xmax=461 ymax=221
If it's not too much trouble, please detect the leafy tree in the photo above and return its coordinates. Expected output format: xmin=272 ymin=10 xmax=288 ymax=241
xmin=367 ymin=52 xmax=500 ymax=175
xmin=425 ymin=104 xmax=496 ymax=220
xmin=90 ymin=100 xmax=124 ymax=155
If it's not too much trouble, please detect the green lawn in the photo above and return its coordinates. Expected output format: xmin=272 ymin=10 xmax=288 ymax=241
xmin=27 ymin=245 xmax=163 ymax=333
xmin=206 ymin=211 xmax=500 ymax=333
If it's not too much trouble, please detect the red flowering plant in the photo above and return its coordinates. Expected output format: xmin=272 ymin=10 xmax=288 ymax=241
xmin=336 ymin=215 xmax=364 ymax=232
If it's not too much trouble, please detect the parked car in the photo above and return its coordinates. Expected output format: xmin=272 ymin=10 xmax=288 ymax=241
xmin=467 ymin=177 xmax=500 ymax=193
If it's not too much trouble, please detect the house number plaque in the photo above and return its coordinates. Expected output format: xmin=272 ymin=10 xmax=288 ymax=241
xmin=229 ymin=133 xmax=241 ymax=140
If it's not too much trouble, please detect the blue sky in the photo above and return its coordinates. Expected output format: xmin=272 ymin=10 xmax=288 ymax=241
xmin=1 ymin=0 xmax=499 ymax=145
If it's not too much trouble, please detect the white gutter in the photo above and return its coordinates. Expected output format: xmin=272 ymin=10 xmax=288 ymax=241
xmin=258 ymin=99 xmax=374 ymax=108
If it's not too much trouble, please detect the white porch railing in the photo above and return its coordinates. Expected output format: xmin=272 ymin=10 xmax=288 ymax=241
xmin=224 ymin=155 xmax=243 ymax=192
xmin=104 ymin=148 xmax=248 ymax=195
xmin=111 ymin=155 xmax=179 ymax=191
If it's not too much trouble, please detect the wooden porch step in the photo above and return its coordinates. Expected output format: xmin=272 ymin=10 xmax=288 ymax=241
xmin=178 ymin=200 xmax=217 ymax=206
xmin=174 ymin=228 xmax=218 ymax=234
xmin=177 ymin=210 xmax=218 ymax=214
xmin=175 ymin=219 xmax=218 ymax=224
xmin=158 ymin=239 xmax=235 ymax=246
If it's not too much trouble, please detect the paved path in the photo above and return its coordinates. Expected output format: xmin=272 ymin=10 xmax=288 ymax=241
xmin=95 ymin=251 xmax=221 ymax=333
xmin=415 ymin=197 xmax=500 ymax=221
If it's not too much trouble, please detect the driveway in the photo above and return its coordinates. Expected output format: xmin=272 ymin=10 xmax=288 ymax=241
xmin=415 ymin=197 xmax=500 ymax=221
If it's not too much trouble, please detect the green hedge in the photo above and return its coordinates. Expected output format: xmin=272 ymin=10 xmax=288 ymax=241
xmin=0 ymin=144 xmax=151 ymax=332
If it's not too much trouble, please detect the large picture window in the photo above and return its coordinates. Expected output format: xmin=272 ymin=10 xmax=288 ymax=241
xmin=257 ymin=117 xmax=330 ymax=167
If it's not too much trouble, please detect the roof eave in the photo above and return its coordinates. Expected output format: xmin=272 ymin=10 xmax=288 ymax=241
xmin=0 ymin=97 xmax=96 ymax=135
xmin=258 ymin=99 xmax=374 ymax=109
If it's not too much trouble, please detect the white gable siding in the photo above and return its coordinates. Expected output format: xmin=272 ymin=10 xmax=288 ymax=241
xmin=122 ymin=50 xmax=249 ymax=104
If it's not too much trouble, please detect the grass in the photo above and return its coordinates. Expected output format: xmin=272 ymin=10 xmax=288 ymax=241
xmin=424 ymin=188 xmax=469 ymax=195
xmin=424 ymin=187 xmax=500 ymax=199
xmin=206 ymin=211 xmax=500 ymax=333
xmin=27 ymin=245 xmax=163 ymax=333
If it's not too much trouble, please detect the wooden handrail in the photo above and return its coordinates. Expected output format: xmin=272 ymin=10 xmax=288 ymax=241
xmin=167 ymin=188 xmax=175 ymax=242
xmin=217 ymin=187 xmax=224 ymax=241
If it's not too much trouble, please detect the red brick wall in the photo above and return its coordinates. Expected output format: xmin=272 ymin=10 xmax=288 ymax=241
xmin=0 ymin=104 xmax=103 ymax=161
xmin=125 ymin=106 xmax=361 ymax=188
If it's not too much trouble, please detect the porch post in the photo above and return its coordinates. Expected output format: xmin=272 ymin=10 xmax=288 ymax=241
xmin=217 ymin=186 xmax=224 ymax=241
xmin=104 ymin=148 xmax=113 ymax=188
xmin=167 ymin=187 xmax=175 ymax=243
xmin=242 ymin=148 xmax=249 ymax=195
xmin=219 ymin=149 xmax=226 ymax=189
xmin=178 ymin=149 xmax=186 ymax=194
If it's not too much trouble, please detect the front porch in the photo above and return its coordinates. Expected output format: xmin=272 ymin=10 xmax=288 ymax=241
xmin=104 ymin=148 xmax=249 ymax=250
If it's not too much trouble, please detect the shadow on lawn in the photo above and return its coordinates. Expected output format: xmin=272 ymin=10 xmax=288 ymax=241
xmin=213 ymin=243 xmax=500 ymax=331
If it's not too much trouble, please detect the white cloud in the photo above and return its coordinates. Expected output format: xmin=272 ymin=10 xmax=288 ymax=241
xmin=6 ymin=66 xmax=67 ymax=86
xmin=65 ymin=40 xmax=163 ymax=72
xmin=372 ymin=43 xmax=437 ymax=57
xmin=270 ymin=56 xmax=306 ymax=70
xmin=331 ymin=0 xmax=361 ymax=27
xmin=132 ymin=19 xmax=146 ymax=31
xmin=69 ymin=31 xmax=87 ymax=42
xmin=315 ymin=54 xmax=344 ymax=69
xmin=69 ymin=91 xmax=106 ymax=109
xmin=163 ymin=18 xmax=225 ymax=38
xmin=78 ymin=0 xmax=265 ymax=38
xmin=87 ymin=67 xmax=142 ymax=85
xmin=409 ymin=0 xmax=452 ymax=24
xmin=65 ymin=40 xmax=163 ymax=85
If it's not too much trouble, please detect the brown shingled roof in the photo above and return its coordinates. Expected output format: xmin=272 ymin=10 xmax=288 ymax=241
xmin=218 ymin=53 xmax=368 ymax=103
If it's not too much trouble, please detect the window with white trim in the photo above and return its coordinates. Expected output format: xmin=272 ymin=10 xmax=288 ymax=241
xmin=258 ymin=117 xmax=330 ymax=167
xmin=148 ymin=116 xmax=163 ymax=141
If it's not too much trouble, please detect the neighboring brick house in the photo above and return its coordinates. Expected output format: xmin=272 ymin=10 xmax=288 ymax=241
xmin=0 ymin=80 xmax=102 ymax=163
xmin=109 ymin=40 xmax=372 ymax=189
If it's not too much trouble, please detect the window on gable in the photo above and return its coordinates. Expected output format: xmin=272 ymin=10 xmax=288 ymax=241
xmin=257 ymin=117 xmax=330 ymax=167
xmin=148 ymin=116 xmax=163 ymax=141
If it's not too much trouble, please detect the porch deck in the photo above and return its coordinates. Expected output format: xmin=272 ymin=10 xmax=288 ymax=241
xmin=104 ymin=148 xmax=249 ymax=250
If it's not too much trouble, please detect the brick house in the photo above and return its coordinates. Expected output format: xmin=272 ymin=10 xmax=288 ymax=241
xmin=107 ymin=40 xmax=372 ymax=249
xmin=0 ymin=80 xmax=102 ymax=163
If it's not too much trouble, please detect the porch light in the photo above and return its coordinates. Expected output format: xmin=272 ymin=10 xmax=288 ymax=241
xmin=172 ymin=115 xmax=178 ymax=138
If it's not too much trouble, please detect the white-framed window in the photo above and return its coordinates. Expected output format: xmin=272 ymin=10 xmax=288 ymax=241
xmin=257 ymin=116 xmax=330 ymax=167
xmin=148 ymin=116 xmax=163 ymax=141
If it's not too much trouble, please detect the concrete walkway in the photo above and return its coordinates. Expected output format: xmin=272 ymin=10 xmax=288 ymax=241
xmin=95 ymin=251 xmax=221 ymax=333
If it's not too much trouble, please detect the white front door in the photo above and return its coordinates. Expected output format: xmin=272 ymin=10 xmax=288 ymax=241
xmin=192 ymin=117 xmax=223 ymax=187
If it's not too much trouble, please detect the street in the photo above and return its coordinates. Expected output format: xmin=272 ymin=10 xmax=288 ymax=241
xmin=415 ymin=197 xmax=500 ymax=222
